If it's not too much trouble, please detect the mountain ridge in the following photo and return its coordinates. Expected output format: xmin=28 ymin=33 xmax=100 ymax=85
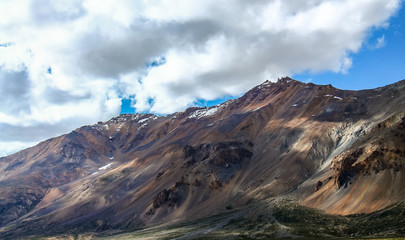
xmin=1 ymin=77 xmax=405 ymax=238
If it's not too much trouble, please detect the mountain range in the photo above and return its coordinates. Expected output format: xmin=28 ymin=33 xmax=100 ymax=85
xmin=1 ymin=77 xmax=404 ymax=239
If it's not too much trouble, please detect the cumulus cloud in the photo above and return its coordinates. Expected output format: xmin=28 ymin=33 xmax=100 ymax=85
xmin=0 ymin=0 xmax=402 ymax=156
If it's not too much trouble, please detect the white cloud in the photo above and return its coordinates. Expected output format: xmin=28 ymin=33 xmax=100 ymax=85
xmin=0 ymin=0 xmax=402 ymax=156
xmin=0 ymin=141 xmax=37 ymax=158
xmin=375 ymin=35 xmax=386 ymax=49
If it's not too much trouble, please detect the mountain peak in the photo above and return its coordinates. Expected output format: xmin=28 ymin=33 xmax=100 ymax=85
xmin=1 ymin=78 xmax=405 ymax=238
xmin=277 ymin=76 xmax=295 ymax=83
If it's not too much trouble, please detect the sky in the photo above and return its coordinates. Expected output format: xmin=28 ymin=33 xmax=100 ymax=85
xmin=0 ymin=0 xmax=404 ymax=157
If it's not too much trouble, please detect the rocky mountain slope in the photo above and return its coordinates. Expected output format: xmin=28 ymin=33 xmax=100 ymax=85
xmin=0 ymin=77 xmax=404 ymax=238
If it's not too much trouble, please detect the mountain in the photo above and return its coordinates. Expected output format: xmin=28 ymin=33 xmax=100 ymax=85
xmin=0 ymin=77 xmax=405 ymax=239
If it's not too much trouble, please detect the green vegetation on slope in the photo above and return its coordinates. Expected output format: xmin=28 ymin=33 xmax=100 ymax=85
xmin=273 ymin=200 xmax=405 ymax=239
xmin=10 ymin=200 xmax=405 ymax=239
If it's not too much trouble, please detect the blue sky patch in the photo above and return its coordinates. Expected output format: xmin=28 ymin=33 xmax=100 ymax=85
xmin=147 ymin=56 xmax=166 ymax=68
xmin=293 ymin=5 xmax=405 ymax=90
xmin=0 ymin=42 xmax=14 ymax=47
xmin=120 ymin=98 xmax=135 ymax=114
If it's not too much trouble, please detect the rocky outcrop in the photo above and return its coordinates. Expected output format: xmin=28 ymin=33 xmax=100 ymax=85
xmin=330 ymin=113 xmax=405 ymax=189
xmin=146 ymin=185 xmax=184 ymax=215
xmin=183 ymin=141 xmax=253 ymax=168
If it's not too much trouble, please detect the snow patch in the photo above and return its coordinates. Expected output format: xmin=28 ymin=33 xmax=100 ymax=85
xmin=206 ymin=106 xmax=219 ymax=116
xmin=257 ymin=81 xmax=272 ymax=89
xmin=324 ymin=94 xmax=342 ymax=100
xmin=99 ymin=163 xmax=113 ymax=170
xmin=91 ymin=125 xmax=104 ymax=131
xmin=116 ymin=123 xmax=124 ymax=131
xmin=168 ymin=126 xmax=178 ymax=134
xmin=189 ymin=106 xmax=220 ymax=119
xmin=138 ymin=117 xmax=150 ymax=123
xmin=292 ymin=104 xmax=298 ymax=107
xmin=138 ymin=116 xmax=157 ymax=128
xmin=139 ymin=122 xmax=148 ymax=129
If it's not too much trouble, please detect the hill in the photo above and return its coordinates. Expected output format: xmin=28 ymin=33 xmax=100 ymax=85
xmin=1 ymin=77 xmax=404 ymax=239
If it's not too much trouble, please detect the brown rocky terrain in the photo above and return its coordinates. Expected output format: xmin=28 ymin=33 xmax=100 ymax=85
xmin=0 ymin=77 xmax=404 ymax=238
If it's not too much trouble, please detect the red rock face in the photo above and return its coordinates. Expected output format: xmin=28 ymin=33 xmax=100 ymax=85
xmin=0 ymin=77 xmax=405 ymax=237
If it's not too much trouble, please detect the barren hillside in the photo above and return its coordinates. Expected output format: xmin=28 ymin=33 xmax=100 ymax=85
xmin=1 ymin=77 xmax=404 ymax=238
